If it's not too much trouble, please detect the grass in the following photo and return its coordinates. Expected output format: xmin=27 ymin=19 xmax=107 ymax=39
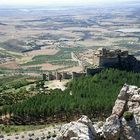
xmin=50 ymin=60 xmax=78 ymax=66
xmin=0 ymin=124 xmax=47 ymax=135
xmin=0 ymin=74 xmax=40 ymax=92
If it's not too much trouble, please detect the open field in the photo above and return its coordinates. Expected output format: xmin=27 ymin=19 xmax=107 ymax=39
xmin=26 ymin=48 xmax=60 ymax=56
xmin=0 ymin=61 xmax=20 ymax=69
xmin=22 ymin=63 xmax=65 ymax=71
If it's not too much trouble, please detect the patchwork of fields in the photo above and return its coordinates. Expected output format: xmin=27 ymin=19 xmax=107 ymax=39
xmin=0 ymin=6 xmax=140 ymax=75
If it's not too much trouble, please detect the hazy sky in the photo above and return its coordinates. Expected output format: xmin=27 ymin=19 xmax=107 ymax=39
xmin=0 ymin=0 xmax=134 ymax=6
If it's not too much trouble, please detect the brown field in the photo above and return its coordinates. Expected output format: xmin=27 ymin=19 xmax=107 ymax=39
xmin=0 ymin=61 xmax=20 ymax=69
xmin=22 ymin=63 xmax=65 ymax=71
xmin=59 ymin=66 xmax=83 ymax=73
xmin=26 ymin=48 xmax=60 ymax=57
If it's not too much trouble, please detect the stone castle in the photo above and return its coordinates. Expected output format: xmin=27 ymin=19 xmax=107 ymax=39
xmin=43 ymin=48 xmax=140 ymax=81
xmin=93 ymin=48 xmax=140 ymax=72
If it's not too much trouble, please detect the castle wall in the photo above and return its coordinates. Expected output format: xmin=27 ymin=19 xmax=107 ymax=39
xmin=100 ymin=56 xmax=119 ymax=67
xmin=86 ymin=67 xmax=103 ymax=76
xmin=120 ymin=55 xmax=138 ymax=71
xmin=56 ymin=72 xmax=62 ymax=80
xmin=93 ymin=56 xmax=101 ymax=66
xmin=93 ymin=55 xmax=119 ymax=67
xmin=62 ymin=72 xmax=72 ymax=79
xmin=72 ymin=72 xmax=86 ymax=79
xmin=42 ymin=73 xmax=47 ymax=81
xmin=48 ymin=73 xmax=56 ymax=80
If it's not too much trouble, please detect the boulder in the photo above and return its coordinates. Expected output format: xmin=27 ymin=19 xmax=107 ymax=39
xmin=57 ymin=115 xmax=97 ymax=140
xmin=112 ymin=99 xmax=126 ymax=117
xmin=111 ymin=84 xmax=129 ymax=117
xmin=77 ymin=115 xmax=96 ymax=136
xmin=117 ymin=84 xmax=129 ymax=100
xmin=131 ymin=95 xmax=140 ymax=102
xmin=103 ymin=114 xmax=121 ymax=140
xmin=93 ymin=121 xmax=104 ymax=137
xmin=121 ymin=117 xmax=140 ymax=140
xmin=127 ymin=101 xmax=139 ymax=111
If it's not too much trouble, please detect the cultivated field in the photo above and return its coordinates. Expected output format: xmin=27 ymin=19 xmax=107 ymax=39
xmin=0 ymin=5 xmax=140 ymax=75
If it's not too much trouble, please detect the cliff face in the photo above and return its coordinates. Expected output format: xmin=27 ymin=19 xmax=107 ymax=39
xmin=57 ymin=84 xmax=140 ymax=140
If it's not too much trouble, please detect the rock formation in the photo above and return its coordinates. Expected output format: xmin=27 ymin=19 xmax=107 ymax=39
xmin=57 ymin=115 xmax=97 ymax=140
xmin=58 ymin=84 xmax=140 ymax=140
xmin=103 ymin=84 xmax=140 ymax=140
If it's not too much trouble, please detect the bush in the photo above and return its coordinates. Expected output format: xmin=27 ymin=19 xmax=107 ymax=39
xmin=123 ymin=111 xmax=133 ymax=121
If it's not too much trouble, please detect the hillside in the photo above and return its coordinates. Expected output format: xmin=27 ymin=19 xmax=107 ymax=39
xmin=1 ymin=69 xmax=140 ymax=124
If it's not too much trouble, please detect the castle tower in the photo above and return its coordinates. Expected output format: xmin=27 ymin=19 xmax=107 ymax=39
xmin=42 ymin=73 xmax=47 ymax=81
xmin=56 ymin=72 xmax=62 ymax=80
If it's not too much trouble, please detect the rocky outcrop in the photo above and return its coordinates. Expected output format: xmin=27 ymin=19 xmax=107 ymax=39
xmin=103 ymin=84 xmax=140 ymax=140
xmin=57 ymin=115 xmax=97 ymax=140
xmin=102 ymin=114 xmax=121 ymax=140
xmin=58 ymin=84 xmax=140 ymax=140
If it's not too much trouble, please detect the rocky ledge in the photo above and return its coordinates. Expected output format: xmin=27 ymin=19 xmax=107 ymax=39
xmin=57 ymin=84 xmax=140 ymax=140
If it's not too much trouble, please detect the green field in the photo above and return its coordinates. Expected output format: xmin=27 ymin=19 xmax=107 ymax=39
xmin=21 ymin=47 xmax=85 ymax=66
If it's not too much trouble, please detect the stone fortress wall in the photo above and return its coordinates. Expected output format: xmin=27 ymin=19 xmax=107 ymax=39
xmin=43 ymin=48 xmax=140 ymax=81
xmin=93 ymin=48 xmax=140 ymax=72
xmin=42 ymin=68 xmax=104 ymax=81
xmin=93 ymin=48 xmax=129 ymax=67
xmin=42 ymin=72 xmax=72 ymax=81
xmin=43 ymin=71 xmax=87 ymax=81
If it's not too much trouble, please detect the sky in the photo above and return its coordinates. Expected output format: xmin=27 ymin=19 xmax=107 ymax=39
xmin=0 ymin=0 xmax=135 ymax=6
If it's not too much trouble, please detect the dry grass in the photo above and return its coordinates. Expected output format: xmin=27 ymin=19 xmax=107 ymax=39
xmin=26 ymin=48 xmax=60 ymax=57
xmin=0 ymin=61 xmax=20 ymax=69
xmin=59 ymin=66 xmax=83 ymax=73
xmin=22 ymin=63 xmax=65 ymax=71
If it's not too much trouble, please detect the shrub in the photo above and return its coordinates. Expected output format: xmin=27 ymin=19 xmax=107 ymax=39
xmin=123 ymin=111 xmax=134 ymax=121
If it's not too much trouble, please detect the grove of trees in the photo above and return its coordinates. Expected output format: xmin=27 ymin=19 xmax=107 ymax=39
xmin=1 ymin=69 xmax=140 ymax=124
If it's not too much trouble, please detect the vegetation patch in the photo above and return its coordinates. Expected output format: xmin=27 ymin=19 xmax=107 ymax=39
xmin=0 ymin=69 xmax=140 ymax=124
xmin=21 ymin=47 xmax=85 ymax=66
xmin=0 ymin=75 xmax=39 ymax=106
xmin=0 ymin=124 xmax=47 ymax=134
xmin=123 ymin=111 xmax=134 ymax=121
